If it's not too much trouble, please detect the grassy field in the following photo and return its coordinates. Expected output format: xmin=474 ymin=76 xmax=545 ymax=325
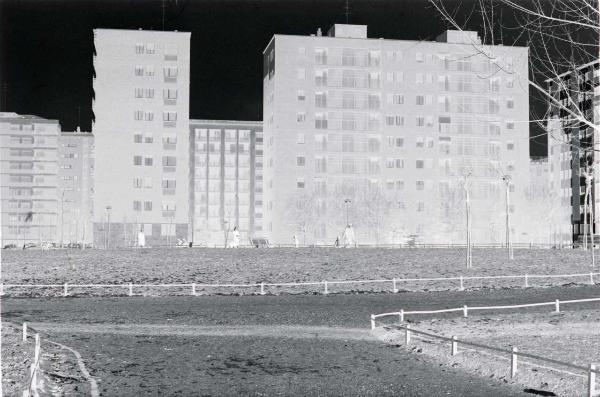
xmin=376 ymin=309 xmax=600 ymax=397
xmin=2 ymin=247 xmax=598 ymax=296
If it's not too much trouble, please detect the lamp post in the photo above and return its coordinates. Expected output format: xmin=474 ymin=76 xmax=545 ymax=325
xmin=502 ymin=175 xmax=513 ymax=260
xmin=105 ymin=205 xmax=112 ymax=250
xmin=344 ymin=199 xmax=351 ymax=226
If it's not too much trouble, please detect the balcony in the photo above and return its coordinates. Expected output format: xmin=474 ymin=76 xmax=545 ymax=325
xmin=162 ymin=210 xmax=176 ymax=218
xmin=162 ymin=188 xmax=176 ymax=195
xmin=163 ymin=166 xmax=176 ymax=173
xmin=163 ymin=121 xmax=176 ymax=128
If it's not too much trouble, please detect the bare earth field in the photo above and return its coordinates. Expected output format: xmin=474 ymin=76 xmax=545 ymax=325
xmin=2 ymin=247 xmax=599 ymax=296
xmin=376 ymin=309 xmax=600 ymax=396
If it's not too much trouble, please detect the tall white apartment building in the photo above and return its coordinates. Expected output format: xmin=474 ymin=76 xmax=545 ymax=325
xmin=263 ymin=25 xmax=530 ymax=245
xmin=189 ymin=119 xmax=264 ymax=246
xmin=0 ymin=112 xmax=60 ymax=246
xmin=92 ymin=29 xmax=191 ymax=248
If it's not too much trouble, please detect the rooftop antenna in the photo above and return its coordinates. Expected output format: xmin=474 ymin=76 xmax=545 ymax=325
xmin=344 ymin=0 xmax=350 ymax=23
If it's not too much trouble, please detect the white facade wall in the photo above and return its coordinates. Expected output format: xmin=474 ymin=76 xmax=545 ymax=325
xmin=92 ymin=29 xmax=191 ymax=247
xmin=264 ymin=25 xmax=530 ymax=245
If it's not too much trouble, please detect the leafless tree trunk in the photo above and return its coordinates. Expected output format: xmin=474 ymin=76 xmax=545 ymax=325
xmin=463 ymin=173 xmax=472 ymax=268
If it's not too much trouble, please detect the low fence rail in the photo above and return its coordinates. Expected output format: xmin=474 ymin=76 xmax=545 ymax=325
xmin=371 ymin=297 xmax=600 ymax=396
xmin=2 ymin=271 xmax=599 ymax=296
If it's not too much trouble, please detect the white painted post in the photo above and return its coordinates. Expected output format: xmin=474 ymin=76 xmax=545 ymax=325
xmin=555 ymin=299 xmax=560 ymax=313
xmin=459 ymin=276 xmax=464 ymax=291
xmin=511 ymin=347 xmax=518 ymax=378
xmin=591 ymin=272 xmax=595 ymax=285
xmin=63 ymin=283 xmax=68 ymax=297
xmin=22 ymin=322 xmax=27 ymax=342
xmin=524 ymin=274 xmax=529 ymax=288
xmin=128 ymin=283 xmax=133 ymax=297
xmin=34 ymin=334 xmax=40 ymax=364
xmin=588 ymin=364 xmax=596 ymax=397
xmin=324 ymin=281 xmax=328 ymax=295
xmin=370 ymin=314 xmax=376 ymax=330
xmin=399 ymin=309 xmax=404 ymax=323
xmin=405 ymin=324 xmax=411 ymax=345
xmin=392 ymin=277 xmax=398 ymax=293
xmin=451 ymin=336 xmax=458 ymax=356
xmin=463 ymin=305 xmax=468 ymax=318
xmin=260 ymin=282 xmax=265 ymax=295
xmin=192 ymin=283 xmax=196 ymax=296
xmin=30 ymin=363 xmax=36 ymax=395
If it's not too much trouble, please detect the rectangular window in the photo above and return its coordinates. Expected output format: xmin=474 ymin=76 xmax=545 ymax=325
xmin=395 ymin=159 xmax=404 ymax=168
xmin=133 ymin=178 xmax=143 ymax=188
xmin=163 ymin=112 xmax=177 ymax=121
xmin=162 ymin=179 xmax=176 ymax=188
xmin=416 ymin=181 xmax=425 ymax=190
xmin=134 ymin=134 xmax=143 ymax=143
xmin=416 ymin=160 xmax=424 ymax=169
xmin=297 ymin=156 xmax=306 ymax=166
xmin=145 ymin=66 xmax=155 ymax=76
xmin=144 ymin=201 xmax=153 ymax=211
xmin=135 ymin=88 xmax=144 ymax=98
xmin=133 ymin=201 xmax=142 ymax=211
xmin=134 ymin=110 xmax=144 ymax=120
xmin=297 ymin=178 xmax=305 ymax=189
xmin=135 ymin=44 xmax=144 ymax=54
xmin=145 ymin=88 xmax=155 ymax=98
xmin=297 ymin=112 xmax=306 ymax=122
xmin=416 ymin=116 xmax=425 ymax=127
xmin=396 ymin=138 xmax=404 ymax=147
xmin=297 ymin=90 xmax=306 ymax=101
xmin=507 ymin=142 xmax=515 ymax=150
xmin=297 ymin=133 xmax=305 ymax=144
xmin=417 ymin=202 xmax=425 ymax=211
xmin=144 ymin=157 xmax=153 ymax=166
xmin=395 ymin=116 xmax=404 ymax=126
xmin=162 ymin=156 xmax=177 ymax=166
xmin=135 ymin=66 xmax=144 ymax=76
xmin=507 ymin=99 xmax=514 ymax=109
xmin=133 ymin=155 xmax=142 ymax=165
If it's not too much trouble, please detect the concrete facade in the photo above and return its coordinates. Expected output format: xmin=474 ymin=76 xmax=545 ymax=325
xmin=92 ymin=29 xmax=191 ymax=248
xmin=189 ymin=119 xmax=264 ymax=246
xmin=0 ymin=112 xmax=60 ymax=246
xmin=546 ymin=60 xmax=600 ymax=244
xmin=263 ymin=24 xmax=531 ymax=245
xmin=57 ymin=129 xmax=95 ymax=245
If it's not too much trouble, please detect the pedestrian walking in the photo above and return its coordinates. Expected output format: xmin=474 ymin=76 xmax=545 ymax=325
xmin=334 ymin=236 xmax=340 ymax=247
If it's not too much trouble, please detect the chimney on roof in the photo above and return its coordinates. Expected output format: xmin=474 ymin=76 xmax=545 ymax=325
xmin=317 ymin=28 xmax=322 ymax=37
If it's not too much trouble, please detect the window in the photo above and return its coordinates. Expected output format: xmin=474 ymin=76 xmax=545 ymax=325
xmin=416 ymin=160 xmax=424 ymax=169
xmin=163 ymin=112 xmax=177 ymax=121
xmin=297 ymin=112 xmax=306 ymax=122
xmin=135 ymin=88 xmax=144 ymax=98
xmin=315 ymin=157 xmax=327 ymax=173
xmin=315 ymin=92 xmax=327 ymax=107
xmin=416 ymin=137 xmax=424 ymax=148
xmin=416 ymin=74 xmax=424 ymax=84
xmin=162 ymin=156 xmax=177 ymax=166
xmin=395 ymin=116 xmax=404 ymax=126
xmin=393 ymin=94 xmax=404 ymax=105
xmin=144 ymin=111 xmax=154 ymax=121
xmin=416 ymin=116 xmax=425 ymax=126
xmin=144 ymin=133 xmax=153 ymax=143
xmin=145 ymin=43 xmax=155 ymax=54
xmin=386 ymin=158 xmax=395 ymax=168
xmin=162 ymin=179 xmax=176 ymax=188
xmin=144 ymin=201 xmax=153 ymax=211
xmin=506 ymin=121 xmax=515 ymax=130
xmin=507 ymin=99 xmax=514 ymax=109
xmin=164 ymin=89 xmax=178 ymax=100
xmin=315 ymin=113 xmax=328 ymax=129
xmin=297 ymin=133 xmax=305 ymax=144
xmin=297 ymin=156 xmax=306 ymax=166
xmin=395 ymin=138 xmax=404 ymax=147
xmin=134 ymin=134 xmax=143 ymax=143
xmin=395 ymin=159 xmax=404 ymax=168
xmin=416 ymin=181 xmax=425 ymax=190
xmin=386 ymin=116 xmax=395 ymax=126
xmin=145 ymin=66 xmax=155 ymax=76
xmin=507 ymin=142 xmax=515 ymax=150
xmin=145 ymin=89 xmax=155 ymax=98
xmin=297 ymin=178 xmax=305 ymax=189
xmin=506 ymin=78 xmax=514 ymax=88
xmin=297 ymin=90 xmax=306 ymax=101
xmin=417 ymin=202 xmax=425 ymax=211
xmin=164 ymin=67 xmax=178 ymax=78
xmin=134 ymin=110 xmax=144 ymax=120
xmin=133 ymin=178 xmax=143 ymax=188
xmin=133 ymin=201 xmax=142 ymax=211
xmin=135 ymin=43 xmax=144 ymax=54
xmin=416 ymin=52 xmax=424 ymax=62
xmin=135 ymin=66 xmax=144 ymax=76
xmin=144 ymin=156 xmax=153 ymax=166
xmin=133 ymin=155 xmax=142 ymax=165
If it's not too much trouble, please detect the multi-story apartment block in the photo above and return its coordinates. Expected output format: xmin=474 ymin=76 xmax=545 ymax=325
xmin=263 ymin=25 xmax=530 ymax=245
xmin=92 ymin=29 xmax=191 ymax=248
xmin=0 ymin=112 xmax=60 ymax=246
xmin=546 ymin=60 xmax=600 ymax=243
xmin=57 ymin=128 xmax=95 ymax=245
xmin=189 ymin=119 xmax=264 ymax=246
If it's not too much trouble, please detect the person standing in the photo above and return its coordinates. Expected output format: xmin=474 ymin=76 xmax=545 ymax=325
xmin=342 ymin=225 xmax=351 ymax=248
xmin=293 ymin=234 xmax=300 ymax=248
xmin=137 ymin=227 xmax=146 ymax=248
xmin=232 ymin=226 xmax=241 ymax=248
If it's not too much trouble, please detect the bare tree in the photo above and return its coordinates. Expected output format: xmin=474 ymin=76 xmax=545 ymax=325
xmin=463 ymin=173 xmax=473 ymax=268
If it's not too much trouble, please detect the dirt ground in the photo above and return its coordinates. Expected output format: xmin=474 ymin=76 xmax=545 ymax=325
xmin=375 ymin=309 xmax=600 ymax=397
xmin=2 ymin=248 xmax=599 ymax=296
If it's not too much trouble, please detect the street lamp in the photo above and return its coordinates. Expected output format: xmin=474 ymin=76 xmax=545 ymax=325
xmin=344 ymin=199 xmax=351 ymax=226
xmin=105 ymin=205 xmax=112 ymax=250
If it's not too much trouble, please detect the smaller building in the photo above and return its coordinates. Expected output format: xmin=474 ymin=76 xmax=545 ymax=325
xmin=190 ymin=119 xmax=263 ymax=246
xmin=57 ymin=128 xmax=95 ymax=245
xmin=0 ymin=112 xmax=60 ymax=246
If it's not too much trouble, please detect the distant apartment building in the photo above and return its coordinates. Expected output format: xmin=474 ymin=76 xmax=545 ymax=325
xmin=263 ymin=25 xmax=530 ymax=244
xmin=0 ymin=112 xmax=60 ymax=246
xmin=92 ymin=28 xmax=191 ymax=248
xmin=189 ymin=119 xmax=264 ymax=246
xmin=546 ymin=60 xmax=600 ymax=243
xmin=57 ymin=129 xmax=95 ymax=245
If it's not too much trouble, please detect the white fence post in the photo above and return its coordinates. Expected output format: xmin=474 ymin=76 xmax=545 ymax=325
xmin=128 ymin=283 xmax=133 ymax=297
xmin=459 ymin=276 xmax=464 ymax=291
xmin=589 ymin=364 xmax=596 ymax=397
xmin=192 ymin=283 xmax=196 ymax=296
xmin=30 ymin=363 xmax=36 ymax=396
xmin=392 ymin=277 xmax=398 ymax=293
xmin=463 ymin=305 xmax=468 ymax=318
xmin=591 ymin=273 xmax=595 ymax=285
xmin=260 ymin=282 xmax=265 ymax=295
xmin=555 ymin=299 xmax=560 ymax=313
xmin=511 ymin=347 xmax=518 ymax=378
xmin=405 ymin=324 xmax=411 ymax=345
xmin=34 ymin=334 xmax=40 ymax=364
xmin=324 ymin=281 xmax=328 ymax=295
xmin=370 ymin=314 xmax=376 ymax=330
xmin=399 ymin=309 xmax=404 ymax=323
xmin=524 ymin=274 xmax=529 ymax=288
xmin=63 ymin=283 xmax=68 ymax=297
xmin=23 ymin=322 xmax=27 ymax=342
xmin=451 ymin=336 xmax=458 ymax=356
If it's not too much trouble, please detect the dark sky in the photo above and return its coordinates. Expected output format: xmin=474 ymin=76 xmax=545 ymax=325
xmin=0 ymin=0 xmax=568 ymax=156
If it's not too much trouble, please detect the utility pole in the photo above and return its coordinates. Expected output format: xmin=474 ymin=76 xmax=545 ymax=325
xmin=503 ymin=175 xmax=514 ymax=260
xmin=463 ymin=173 xmax=472 ymax=268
